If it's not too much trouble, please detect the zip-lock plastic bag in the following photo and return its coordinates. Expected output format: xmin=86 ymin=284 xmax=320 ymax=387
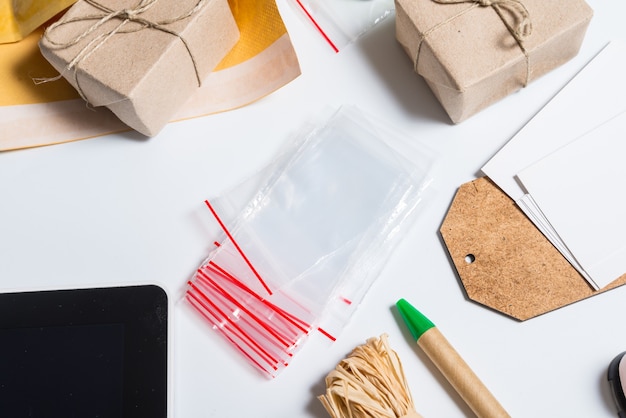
xmin=185 ymin=106 xmax=436 ymax=377
xmin=290 ymin=0 xmax=394 ymax=52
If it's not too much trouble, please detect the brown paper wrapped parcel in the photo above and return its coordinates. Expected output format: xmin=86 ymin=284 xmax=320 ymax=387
xmin=395 ymin=0 xmax=593 ymax=123
xmin=39 ymin=0 xmax=240 ymax=136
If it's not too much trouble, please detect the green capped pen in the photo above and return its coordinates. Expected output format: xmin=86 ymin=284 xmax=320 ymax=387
xmin=396 ymin=298 xmax=510 ymax=418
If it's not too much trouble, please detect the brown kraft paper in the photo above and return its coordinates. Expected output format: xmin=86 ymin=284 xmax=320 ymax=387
xmin=418 ymin=327 xmax=510 ymax=418
xmin=395 ymin=0 xmax=593 ymax=123
xmin=440 ymin=177 xmax=626 ymax=321
xmin=39 ymin=0 xmax=240 ymax=136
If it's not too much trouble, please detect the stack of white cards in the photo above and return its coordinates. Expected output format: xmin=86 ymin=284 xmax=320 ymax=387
xmin=482 ymin=41 xmax=626 ymax=290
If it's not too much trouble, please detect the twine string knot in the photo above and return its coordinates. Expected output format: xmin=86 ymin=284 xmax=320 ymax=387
xmin=120 ymin=8 xmax=139 ymax=19
xmin=416 ymin=0 xmax=533 ymax=86
xmin=433 ymin=0 xmax=532 ymax=42
xmin=35 ymin=0 xmax=207 ymax=102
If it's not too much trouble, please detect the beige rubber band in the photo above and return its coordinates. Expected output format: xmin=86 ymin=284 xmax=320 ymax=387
xmin=319 ymin=334 xmax=423 ymax=418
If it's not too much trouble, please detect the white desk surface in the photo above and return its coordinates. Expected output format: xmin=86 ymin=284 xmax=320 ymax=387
xmin=1 ymin=1 xmax=624 ymax=416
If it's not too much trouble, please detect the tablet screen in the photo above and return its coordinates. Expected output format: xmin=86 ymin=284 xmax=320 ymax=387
xmin=0 ymin=285 xmax=168 ymax=417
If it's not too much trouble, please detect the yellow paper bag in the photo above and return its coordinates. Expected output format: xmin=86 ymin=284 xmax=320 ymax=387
xmin=0 ymin=0 xmax=300 ymax=150
xmin=0 ymin=0 xmax=76 ymax=43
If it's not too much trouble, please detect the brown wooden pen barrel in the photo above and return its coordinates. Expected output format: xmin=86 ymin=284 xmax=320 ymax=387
xmin=417 ymin=327 xmax=510 ymax=418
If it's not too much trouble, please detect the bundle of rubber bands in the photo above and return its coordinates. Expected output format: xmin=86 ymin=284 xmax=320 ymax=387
xmin=319 ymin=334 xmax=422 ymax=418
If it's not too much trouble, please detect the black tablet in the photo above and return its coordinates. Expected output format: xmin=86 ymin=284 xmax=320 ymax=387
xmin=0 ymin=284 xmax=169 ymax=418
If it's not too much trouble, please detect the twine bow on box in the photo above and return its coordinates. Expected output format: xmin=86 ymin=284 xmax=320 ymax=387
xmin=36 ymin=0 xmax=207 ymax=101
xmin=435 ymin=0 xmax=532 ymax=40
xmin=415 ymin=0 xmax=533 ymax=86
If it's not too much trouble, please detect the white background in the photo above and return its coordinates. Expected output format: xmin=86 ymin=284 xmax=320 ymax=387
xmin=1 ymin=0 xmax=625 ymax=416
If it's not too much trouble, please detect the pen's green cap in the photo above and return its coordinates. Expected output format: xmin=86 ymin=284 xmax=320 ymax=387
xmin=396 ymin=298 xmax=435 ymax=341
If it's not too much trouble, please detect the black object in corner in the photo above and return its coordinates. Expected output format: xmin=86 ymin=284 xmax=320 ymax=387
xmin=609 ymin=351 xmax=626 ymax=418
xmin=0 ymin=285 xmax=168 ymax=418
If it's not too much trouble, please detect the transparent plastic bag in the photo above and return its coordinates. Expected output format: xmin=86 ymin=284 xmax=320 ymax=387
xmin=185 ymin=106 xmax=436 ymax=377
xmin=290 ymin=0 xmax=394 ymax=52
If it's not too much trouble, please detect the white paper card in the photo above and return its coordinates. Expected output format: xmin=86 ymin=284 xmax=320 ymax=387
xmin=516 ymin=112 xmax=626 ymax=289
xmin=480 ymin=40 xmax=626 ymax=289
xmin=482 ymin=40 xmax=626 ymax=202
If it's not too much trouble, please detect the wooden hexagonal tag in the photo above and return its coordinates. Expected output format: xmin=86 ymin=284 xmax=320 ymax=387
xmin=440 ymin=177 xmax=626 ymax=320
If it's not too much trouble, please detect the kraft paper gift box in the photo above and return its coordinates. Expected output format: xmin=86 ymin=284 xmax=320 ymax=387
xmin=39 ymin=0 xmax=240 ymax=136
xmin=395 ymin=0 xmax=593 ymax=123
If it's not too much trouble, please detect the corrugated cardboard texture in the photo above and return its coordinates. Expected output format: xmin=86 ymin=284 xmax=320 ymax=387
xmin=440 ymin=177 xmax=626 ymax=321
xmin=39 ymin=0 xmax=240 ymax=136
xmin=395 ymin=0 xmax=593 ymax=123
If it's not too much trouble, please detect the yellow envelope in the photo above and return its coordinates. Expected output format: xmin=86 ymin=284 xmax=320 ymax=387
xmin=0 ymin=0 xmax=300 ymax=150
xmin=0 ymin=0 xmax=76 ymax=44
